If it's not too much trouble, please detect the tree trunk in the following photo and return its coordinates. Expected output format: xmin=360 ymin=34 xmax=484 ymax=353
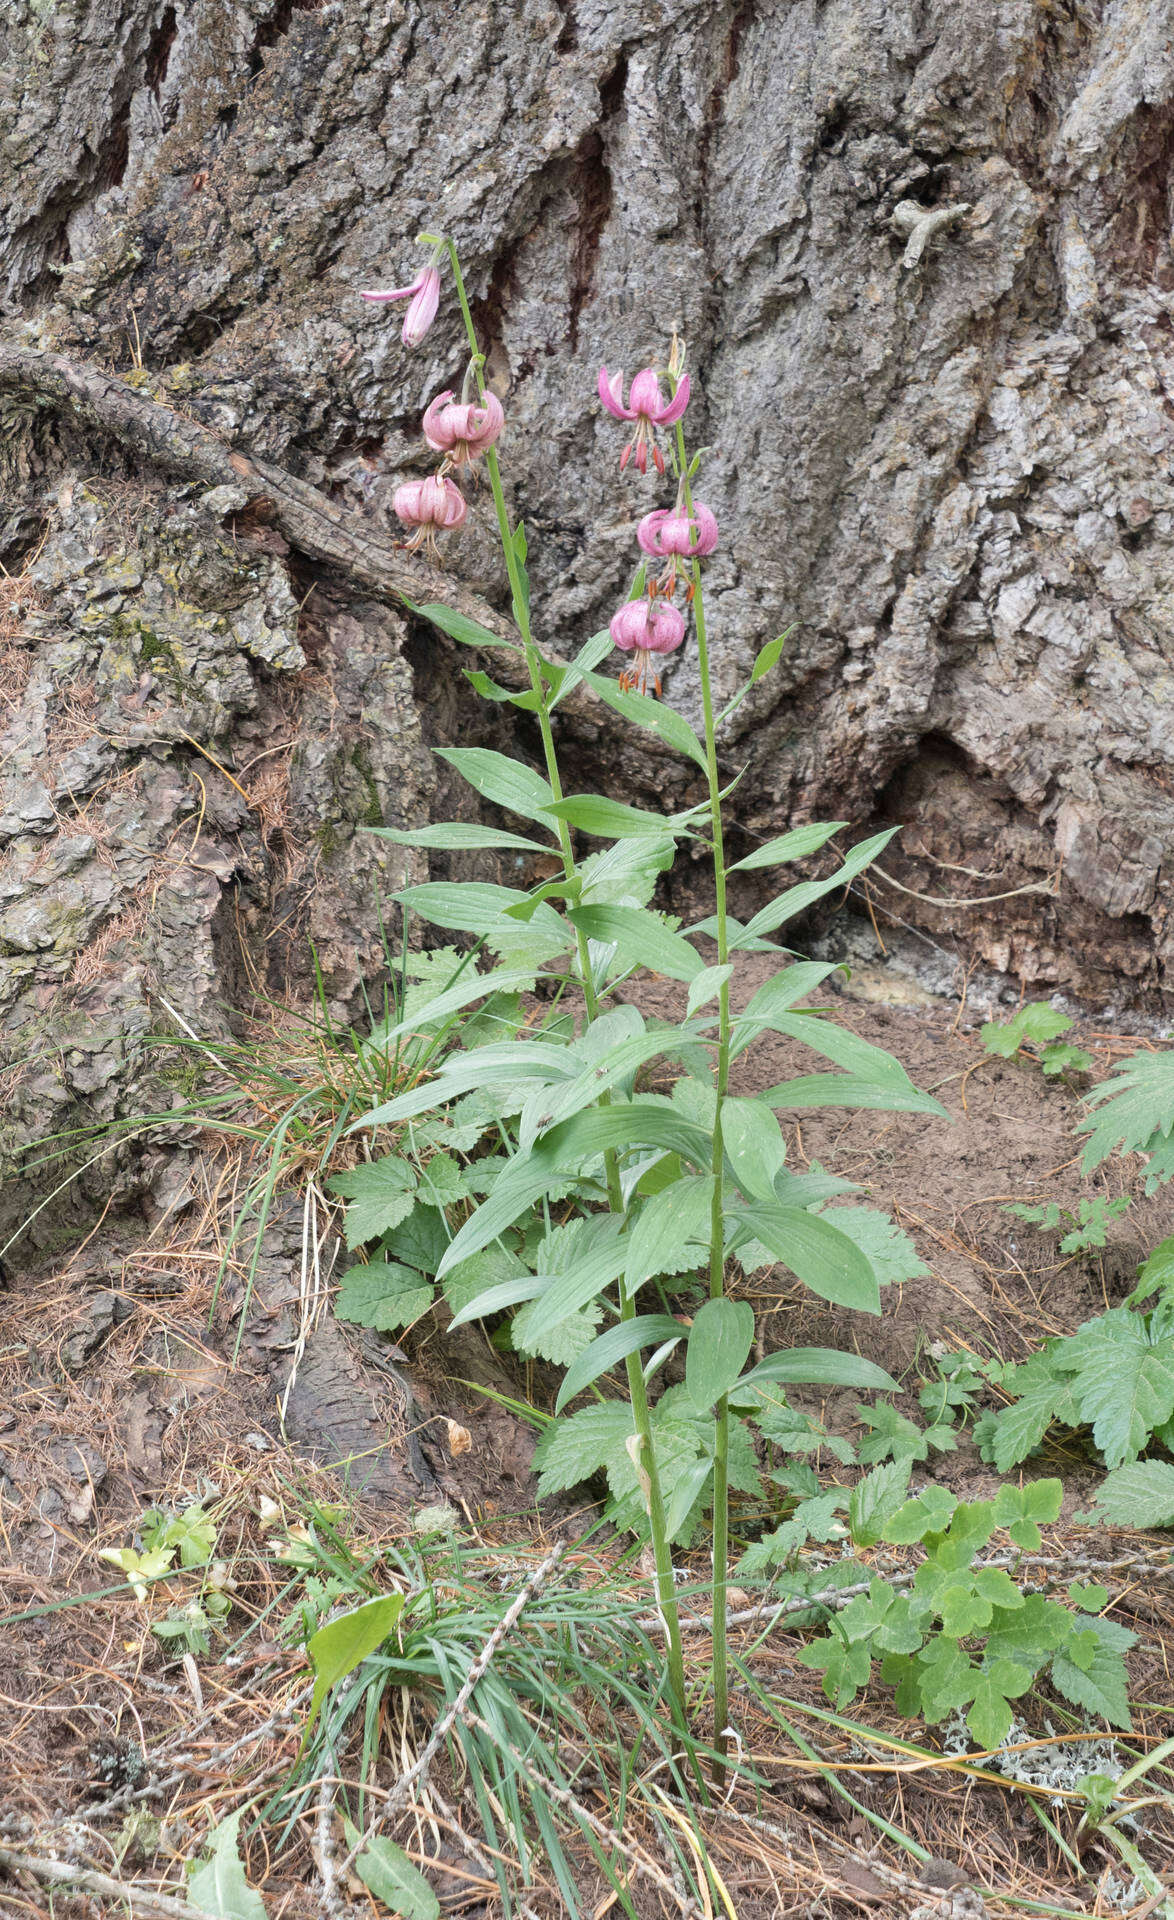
xmin=2 ymin=0 xmax=1174 ymax=1225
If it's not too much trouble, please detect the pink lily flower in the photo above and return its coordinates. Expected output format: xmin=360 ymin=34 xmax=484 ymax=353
xmin=422 ymin=389 xmax=505 ymax=466
xmin=393 ymin=474 xmax=467 ymax=559
xmin=637 ymin=500 xmax=718 ymax=597
xmin=597 ymin=365 xmax=691 ymax=475
xmin=608 ymin=597 xmax=686 ymax=696
xmin=360 ymin=264 xmax=441 ymax=347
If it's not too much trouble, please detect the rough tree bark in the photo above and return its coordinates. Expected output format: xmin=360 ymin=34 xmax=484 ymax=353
xmin=2 ymin=0 xmax=1174 ymax=1231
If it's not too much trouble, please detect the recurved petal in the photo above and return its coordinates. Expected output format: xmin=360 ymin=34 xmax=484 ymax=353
xmin=654 ymin=373 xmax=691 ymax=425
xmin=597 ymin=365 xmax=631 ymax=419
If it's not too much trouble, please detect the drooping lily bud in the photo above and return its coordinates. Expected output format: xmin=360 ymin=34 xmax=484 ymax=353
xmin=597 ymin=366 xmax=691 ymax=475
xmin=360 ymin=263 xmax=442 ymax=347
xmin=608 ymin=597 xmax=686 ymax=696
xmin=422 ymin=389 xmax=505 ymax=465
xmin=393 ymin=474 xmax=467 ymax=559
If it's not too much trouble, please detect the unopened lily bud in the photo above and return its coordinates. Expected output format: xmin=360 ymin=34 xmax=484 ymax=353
xmin=360 ymin=262 xmax=442 ymax=347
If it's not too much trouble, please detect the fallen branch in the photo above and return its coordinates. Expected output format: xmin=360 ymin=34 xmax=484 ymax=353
xmin=0 ymin=1843 xmax=199 ymax=1920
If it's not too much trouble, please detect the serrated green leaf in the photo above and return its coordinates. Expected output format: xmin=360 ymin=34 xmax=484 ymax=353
xmin=442 ymin=1245 xmax=534 ymax=1320
xmin=1078 ymin=1048 xmax=1174 ymax=1175
xmin=415 ymin=1152 xmax=469 ymax=1207
xmin=849 ymin=1459 xmax=914 ymax=1547
xmin=686 ymin=1299 xmax=755 ymax=1410
xmin=820 ymin=1207 xmax=928 ymax=1289
xmin=728 ymin=823 xmax=847 ymax=873
xmin=512 ymin=1296 xmax=603 ymax=1365
xmin=1050 ymin=1623 xmax=1134 ymax=1728
xmin=982 ymin=1003 xmax=1073 ymax=1058
xmin=329 ymin=1157 xmax=418 ymax=1248
xmin=730 ymin=1201 xmax=880 ymax=1312
xmin=342 ymin=1823 xmax=440 ymax=1920
xmin=1068 ymin=1311 xmax=1174 ymax=1468
xmin=188 ymin=1810 xmax=268 ymax=1920
xmin=389 ymin=1204 xmax=449 ymax=1276
xmin=1089 ymin=1459 xmax=1174 ymax=1528
xmin=883 ymin=1487 xmax=958 ymax=1543
xmin=985 ymin=1382 xmax=1068 ymax=1472
xmin=533 ymin=1404 xmax=634 ymax=1497
xmin=567 ymin=904 xmax=703 ymax=982
xmin=335 ymin=1262 xmax=434 ymax=1332
xmin=1132 ymin=1233 xmax=1174 ymax=1305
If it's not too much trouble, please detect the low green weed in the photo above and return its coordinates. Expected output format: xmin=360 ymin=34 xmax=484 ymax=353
xmin=981 ymin=1002 xmax=1094 ymax=1076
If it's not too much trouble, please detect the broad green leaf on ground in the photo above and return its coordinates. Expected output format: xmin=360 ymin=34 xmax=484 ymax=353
xmin=390 ymin=1204 xmax=449 ymax=1275
xmin=1087 ymin=1459 xmax=1174 ymax=1528
xmin=330 ymin=1157 xmax=418 ymax=1247
xmin=882 ymin=1486 xmax=958 ymax=1543
xmin=981 ymin=1003 xmax=1073 ymax=1058
xmin=849 ymin=1460 xmax=914 ymax=1546
xmin=965 ymin=1660 xmax=1034 ymax=1748
xmin=983 ymin=1378 xmax=1071 ymax=1473
xmin=685 ymin=1299 xmax=755 ymax=1410
xmin=1067 ymin=1310 xmax=1174 ymax=1467
xmin=533 ymin=1403 xmax=635 ymax=1496
xmin=1133 ymin=1233 xmax=1174 ymax=1303
xmin=434 ymin=746 xmax=555 ymax=823
xmin=343 ymin=1822 xmax=440 ymax=1920
xmin=304 ymin=1594 xmax=404 ymax=1742
xmin=1077 ymin=1048 xmax=1174 ymax=1177
xmin=1050 ymin=1617 xmax=1135 ymax=1727
xmin=991 ymin=1479 xmax=1062 ymax=1549
xmin=729 ymin=823 xmax=846 ymax=873
xmin=335 ymin=1261 xmax=434 ymax=1331
xmin=511 ymin=1294 xmax=603 ymax=1365
xmin=188 ymin=1810 xmax=268 ymax=1920
xmin=414 ymin=1152 xmax=469 ymax=1207
xmin=442 ymin=1245 xmax=534 ymax=1320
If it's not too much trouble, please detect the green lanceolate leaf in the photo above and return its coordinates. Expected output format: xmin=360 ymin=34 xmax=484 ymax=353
xmin=370 ymin=822 xmax=550 ymax=853
xmin=342 ymin=1822 xmax=440 ymax=1920
xmin=728 ymin=961 xmax=842 ymax=1056
xmin=547 ymin=794 xmax=698 ymax=839
xmin=493 ymin=1235 xmax=628 ymax=1343
xmin=395 ymin=880 xmax=561 ymax=936
xmin=555 ymin=1314 xmax=685 ymax=1412
xmin=735 ymin=830 xmax=898 ymax=946
xmin=688 ymin=964 xmax=733 ymax=1014
xmin=567 ymin=903 xmax=703 ymax=981
xmin=363 ymin=966 xmax=545 ymax=1050
xmin=406 ymin=600 xmax=521 ymax=655
xmin=435 ymin=1102 xmax=715 ymax=1280
xmin=303 ymin=1595 xmax=404 ymax=1746
xmin=434 ymin=747 xmax=555 ymax=824
xmin=729 ymin=823 xmax=847 ymax=873
xmin=579 ymin=666 xmax=709 ymax=771
xmin=721 ymin=1095 xmax=787 ymax=1201
xmin=729 ymin=1201 xmax=881 ymax=1312
xmin=734 ymin=1346 xmax=898 ymax=1396
xmin=625 ymin=1175 xmax=714 ymax=1290
xmin=351 ymin=1041 xmax=571 ymax=1130
xmin=187 ymin=1810 xmax=268 ymax=1920
xmin=545 ymin=628 xmax=614 ymax=709
xmin=686 ymin=1299 xmax=755 ymax=1411
xmin=462 ymin=667 xmax=540 ymax=709
xmin=760 ymin=1071 xmax=949 ymax=1118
